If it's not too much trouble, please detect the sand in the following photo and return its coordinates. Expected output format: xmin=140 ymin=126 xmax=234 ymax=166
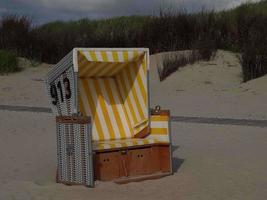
xmin=0 ymin=58 xmax=51 ymax=107
xmin=150 ymin=50 xmax=267 ymax=120
xmin=0 ymin=50 xmax=267 ymax=200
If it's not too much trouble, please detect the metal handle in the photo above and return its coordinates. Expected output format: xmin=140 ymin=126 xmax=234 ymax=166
xmin=121 ymin=150 xmax=127 ymax=155
xmin=154 ymin=105 xmax=161 ymax=114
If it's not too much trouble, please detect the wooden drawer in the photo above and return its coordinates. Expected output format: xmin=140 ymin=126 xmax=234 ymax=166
xmin=127 ymin=147 xmax=153 ymax=176
xmin=94 ymin=151 xmax=123 ymax=181
xmin=94 ymin=144 xmax=171 ymax=181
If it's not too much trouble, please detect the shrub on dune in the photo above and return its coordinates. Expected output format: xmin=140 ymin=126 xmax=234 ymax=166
xmin=0 ymin=50 xmax=19 ymax=74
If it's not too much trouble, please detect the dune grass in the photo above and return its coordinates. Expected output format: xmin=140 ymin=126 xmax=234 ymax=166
xmin=0 ymin=50 xmax=19 ymax=74
xmin=0 ymin=1 xmax=267 ymax=80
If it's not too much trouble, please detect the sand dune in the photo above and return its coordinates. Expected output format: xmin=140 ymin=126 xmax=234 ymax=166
xmin=150 ymin=50 xmax=267 ymax=120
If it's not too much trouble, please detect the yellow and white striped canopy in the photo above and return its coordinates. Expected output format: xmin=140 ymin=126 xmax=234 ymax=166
xmin=74 ymin=48 xmax=149 ymax=141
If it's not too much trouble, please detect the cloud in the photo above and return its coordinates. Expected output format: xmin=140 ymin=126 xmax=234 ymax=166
xmin=0 ymin=0 xmax=261 ymax=24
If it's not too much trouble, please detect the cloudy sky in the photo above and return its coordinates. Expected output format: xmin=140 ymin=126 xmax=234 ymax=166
xmin=0 ymin=0 xmax=259 ymax=24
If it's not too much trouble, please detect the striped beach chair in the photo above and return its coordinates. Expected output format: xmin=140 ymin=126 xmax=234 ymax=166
xmin=46 ymin=48 xmax=172 ymax=185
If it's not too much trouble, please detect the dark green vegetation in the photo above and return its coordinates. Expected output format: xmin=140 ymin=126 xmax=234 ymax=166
xmin=158 ymin=50 xmax=216 ymax=81
xmin=0 ymin=49 xmax=19 ymax=74
xmin=0 ymin=0 xmax=267 ymax=80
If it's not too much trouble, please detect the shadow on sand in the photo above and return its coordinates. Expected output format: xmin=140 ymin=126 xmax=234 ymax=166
xmin=172 ymin=145 xmax=185 ymax=173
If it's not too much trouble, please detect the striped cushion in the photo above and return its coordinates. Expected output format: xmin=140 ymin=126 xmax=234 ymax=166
xmin=93 ymin=138 xmax=169 ymax=151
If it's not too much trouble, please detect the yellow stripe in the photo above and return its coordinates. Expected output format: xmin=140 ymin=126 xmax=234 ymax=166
xmin=125 ymin=66 xmax=145 ymax=120
xmin=109 ymin=143 xmax=116 ymax=149
xmin=141 ymin=56 xmax=147 ymax=72
xmin=104 ymin=79 xmax=127 ymax=139
xmin=102 ymin=51 xmax=120 ymax=75
xmin=142 ymin=139 xmax=150 ymax=144
xmin=112 ymin=51 xmax=119 ymax=62
xmin=89 ymin=51 xmax=98 ymax=61
xmin=122 ymin=51 xmax=128 ymax=62
xmin=120 ymin=142 xmax=128 ymax=147
xmin=133 ymin=62 xmax=147 ymax=106
xmin=150 ymin=128 xmax=168 ymax=135
xmin=78 ymin=53 xmax=88 ymax=68
xmin=116 ymin=72 xmax=138 ymax=124
xmin=154 ymin=139 xmax=159 ymax=143
xmin=151 ymin=115 xmax=169 ymax=121
xmin=98 ymin=144 xmax=104 ymax=149
xmin=78 ymin=53 xmax=92 ymax=76
xmin=80 ymin=62 xmax=99 ymax=77
xmin=128 ymin=63 xmax=147 ymax=122
xmin=132 ymin=140 xmax=138 ymax=146
xmin=90 ymin=62 xmax=110 ymax=77
xmin=133 ymin=50 xmax=139 ymax=61
xmin=109 ymin=62 xmax=127 ymax=76
xmin=101 ymin=51 xmax=108 ymax=61
xmin=113 ymin=78 xmax=134 ymax=137
xmin=82 ymin=79 xmax=105 ymax=140
xmin=93 ymin=79 xmax=116 ymax=140
xmin=98 ymin=62 xmax=117 ymax=76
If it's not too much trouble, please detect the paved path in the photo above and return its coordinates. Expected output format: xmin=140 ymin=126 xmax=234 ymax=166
xmin=0 ymin=105 xmax=51 ymax=113
xmin=1 ymin=104 xmax=267 ymax=128
xmin=171 ymin=116 xmax=267 ymax=128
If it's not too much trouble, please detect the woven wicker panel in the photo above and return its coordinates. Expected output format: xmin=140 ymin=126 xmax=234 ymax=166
xmin=56 ymin=117 xmax=94 ymax=187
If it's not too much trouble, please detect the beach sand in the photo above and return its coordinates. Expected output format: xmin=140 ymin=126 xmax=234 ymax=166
xmin=0 ymin=51 xmax=267 ymax=200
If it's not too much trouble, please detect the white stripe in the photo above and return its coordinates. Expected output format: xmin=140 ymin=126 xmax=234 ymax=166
xmin=87 ymin=79 xmax=110 ymax=140
xmin=117 ymin=52 xmax=124 ymax=62
xmin=135 ymin=140 xmax=143 ymax=145
xmin=146 ymin=135 xmax=169 ymax=142
xmin=95 ymin=51 xmax=103 ymax=62
xmin=151 ymin=121 xmax=169 ymax=128
xmin=129 ymin=63 xmax=147 ymax=118
xmin=115 ymin=73 xmax=134 ymax=126
xmin=79 ymin=79 xmax=99 ymax=141
xmin=122 ymin=69 xmax=141 ymax=121
xmin=106 ymin=51 xmax=114 ymax=62
xmin=103 ymin=144 xmax=110 ymax=149
xmin=115 ymin=143 xmax=122 ymax=148
xmin=127 ymin=51 xmax=134 ymax=61
xmin=82 ymin=51 xmax=92 ymax=61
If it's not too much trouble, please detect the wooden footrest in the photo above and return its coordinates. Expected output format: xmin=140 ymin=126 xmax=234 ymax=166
xmin=114 ymin=172 xmax=172 ymax=184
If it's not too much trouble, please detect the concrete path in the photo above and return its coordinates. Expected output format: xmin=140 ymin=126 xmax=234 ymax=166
xmin=1 ymin=104 xmax=267 ymax=128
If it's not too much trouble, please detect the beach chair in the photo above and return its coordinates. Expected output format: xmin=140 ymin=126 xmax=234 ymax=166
xmin=46 ymin=48 xmax=172 ymax=186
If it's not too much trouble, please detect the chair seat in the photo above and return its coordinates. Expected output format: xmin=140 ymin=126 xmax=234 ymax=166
xmin=93 ymin=137 xmax=169 ymax=151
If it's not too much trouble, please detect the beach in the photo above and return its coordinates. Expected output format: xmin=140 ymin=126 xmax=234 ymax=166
xmin=0 ymin=50 xmax=267 ymax=200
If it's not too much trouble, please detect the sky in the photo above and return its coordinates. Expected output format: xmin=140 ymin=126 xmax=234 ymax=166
xmin=0 ymin=0 xmax=260 ymax=24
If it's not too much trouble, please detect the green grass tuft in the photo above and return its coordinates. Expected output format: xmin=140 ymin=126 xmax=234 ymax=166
xmin=0 ymin=50 xmax=20 ymax=74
